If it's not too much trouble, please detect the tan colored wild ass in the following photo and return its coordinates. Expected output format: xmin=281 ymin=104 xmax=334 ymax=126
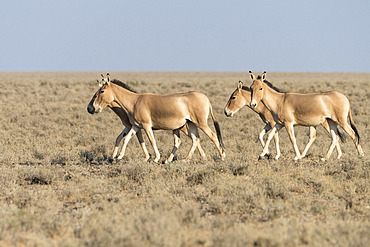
xmin=87 ymin=75 xmax=206 ymax=161
xmin=249 ymin=71 xmax=364 ymax=161
xmin=87 ymin=74 xmax=225 ymax=163
xmin=224 ymin=77 xmax=343 ymax=160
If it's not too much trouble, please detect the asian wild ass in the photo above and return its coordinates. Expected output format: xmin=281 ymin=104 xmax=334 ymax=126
xmin=249 ymin=71 xmax=363 ymax=161
xmin=87 ymin=75 xmax=206 ymax=161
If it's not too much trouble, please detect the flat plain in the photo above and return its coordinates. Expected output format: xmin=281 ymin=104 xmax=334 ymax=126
xmin=0 ymin=72 xmax=369 ymax=246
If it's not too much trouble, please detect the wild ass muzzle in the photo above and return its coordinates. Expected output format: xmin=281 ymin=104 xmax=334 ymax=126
xmin=249 ymin=71 xmax=363 ymax=161
xmin=88 ymin=73 xmax=225 ymax=163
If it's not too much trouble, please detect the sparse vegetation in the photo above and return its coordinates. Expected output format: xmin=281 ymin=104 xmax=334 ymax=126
xmin=0 ymin=72 xmax=369 ymax=246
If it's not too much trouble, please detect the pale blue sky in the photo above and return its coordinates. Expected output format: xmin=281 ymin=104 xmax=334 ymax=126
xmin=1 ymin=0 xmax=369 ymax=72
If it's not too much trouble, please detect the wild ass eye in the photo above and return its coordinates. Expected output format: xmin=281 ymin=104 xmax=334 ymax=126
xmin=231 ymin=96 xmax=236 ymax=100
xmin=260 ymin=88 xmax=263 ymax=90
xmin=100 ymin=90 xmax=105 ymax=94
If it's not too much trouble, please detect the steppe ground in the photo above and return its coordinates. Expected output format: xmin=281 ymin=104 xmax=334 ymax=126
xmin=0 ymin=72 xmax=369 ymax=247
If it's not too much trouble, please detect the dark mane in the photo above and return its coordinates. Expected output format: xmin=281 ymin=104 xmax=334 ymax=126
xmin=241 ymin=79 xmax=282 ymax=93
xmin=242 ymin=86 xmax=251 ymax=92
xmin=263 ymin=80 xmax=282 ymax=93
xmin=111 ymin=79 xmax=137 ymax=93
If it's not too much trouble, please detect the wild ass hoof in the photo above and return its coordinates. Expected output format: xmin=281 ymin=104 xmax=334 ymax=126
xmin=221 ymin=151 xmax=226 ymax=161
xmin=108 ymin=157 xmax=115 ymax=163
xmin=163 ymin=155 xmax=178 ymax=164
xmin=162 ymin=159 xmax=171 ymax=165
xmin=258 ymin=155 xmax=264 ymax=161
xmin=116 ymin=154 xmax=124 ymax=160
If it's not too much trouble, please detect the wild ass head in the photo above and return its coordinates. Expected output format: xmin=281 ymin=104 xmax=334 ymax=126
xmin=224 ymin=81 xmax=249 ymax=117
xmin=87 ymin=73 xmax=115 ymax=114
xmin=249 ymin=71 xmax=267 ymax=109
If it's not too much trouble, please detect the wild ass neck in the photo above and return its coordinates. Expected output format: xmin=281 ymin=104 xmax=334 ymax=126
xmin=261 ymin=86 xmax=284 ymax=115
xmin=110 ymin=83 xmax=139 ymax=116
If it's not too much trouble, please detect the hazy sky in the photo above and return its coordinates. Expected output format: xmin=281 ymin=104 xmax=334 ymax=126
xmin=1 ymin=0 xmax=369 ymax=72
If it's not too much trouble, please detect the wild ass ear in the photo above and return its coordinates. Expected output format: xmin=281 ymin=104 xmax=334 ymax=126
xmin=100 ymin=73 xmax=110 ymax=85
xmin=98 ymin=79 xmax=103 ymax=88
xmin=249 ymin=71 xmax=256 ymax=81
xmin=100 ymin=79 xmax=106 ymax=87
xmin=237 ymin=80 xmax=243 ymax=92
xmin=262 ymin=71 xmax=267 ymax=80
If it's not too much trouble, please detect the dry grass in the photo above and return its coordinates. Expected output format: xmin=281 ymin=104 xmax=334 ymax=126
xmin=0 ymin=72 xmax=369 ymax=246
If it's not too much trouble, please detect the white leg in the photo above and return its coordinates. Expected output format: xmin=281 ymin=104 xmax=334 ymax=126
xmin=112 ymin=127 xmax=129 ymax=159
xmin=285 ymin=123 xmax=301 ymax=160
xmin=181 ymin=122 xmax=206 ymax=159
xmin=190 ymin=123 xmax=207 ymax=160
xmin=259 ymin=128 xmax=267 ymax=148
xmin=273 ymin=132 xmax=280 ymax=160
xmin=259 ymin=124 xmax=272 ymax=149
xmin=322 ymin=121 xmax=339 ymax=161
xmin=185 ymin=122 xmax=206 ymax=160
xmin=196 ymin=138 xmax=207 ymax=160
xmin=117 ymin=126 xmax=139 ymax=160
xmin=136 ymin=129 xmax=150 ymax=161
xmin=322 ymin=120 xmax=342 ymax=160
xmin=143 ymin=125 xmax=161 ymax=163
xmin=165 ymin=129 xmax=181 ymax=164
xmin=300 ymin=126 xmax=317 ymax=159
xmin=336 ymin=134 xmax=342 ymax=159
xmin=260 ymin=124 xmax=283 ymax=158
xmin=260 ymin=128 xmax=276 ymax=158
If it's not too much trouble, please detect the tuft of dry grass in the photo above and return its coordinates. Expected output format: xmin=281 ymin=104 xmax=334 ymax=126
xmin=0 ymin=72 xmax=369 ymax=246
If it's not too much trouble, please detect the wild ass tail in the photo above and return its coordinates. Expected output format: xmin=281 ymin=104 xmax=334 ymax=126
xmin=348 ymin=107 xmax=360 ymax=145
xmin=209 ymin=102 xmax=225 ymax=151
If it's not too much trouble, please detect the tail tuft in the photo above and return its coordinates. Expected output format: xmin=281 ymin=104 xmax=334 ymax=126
xmin=350 ymin=122 xmax=360 ymax=144
xmin=214 ymin=121 xmax=225 ymax=151
xmin=348 ymin=107 xmax=360 ymax=144
xmin=208 ymin=101 xmax=225 ymax=152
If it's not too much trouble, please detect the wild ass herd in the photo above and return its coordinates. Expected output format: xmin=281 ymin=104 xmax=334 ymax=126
xmin=87 ymin=72 xmax=364 ymax=163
